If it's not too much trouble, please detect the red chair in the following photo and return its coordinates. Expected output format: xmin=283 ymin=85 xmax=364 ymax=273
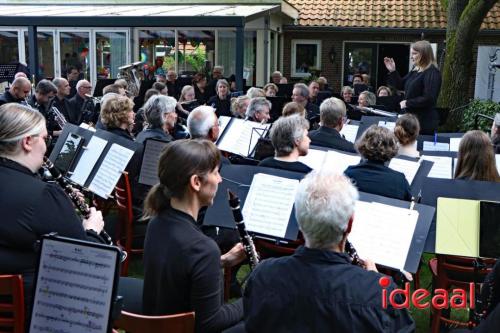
xmin=0 ymin=275 xmax=25 ymax=333
xmin=254 ymin=238 xmax=302 ymax=260
xmin=428 ymin=255 xmax=496 ymax=333
xmin=115 ymin=172 xmax=144 ymax=276
xmin=114 ymin=310 xmax=195 ymax=333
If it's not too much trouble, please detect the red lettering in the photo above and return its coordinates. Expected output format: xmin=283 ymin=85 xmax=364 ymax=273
xmin=411 ymin=289 xmax=430 ymax=309
xmin=379 ymin=277 xmax=391 ymax=309
xmin=389 ymin=282 xmax=410 ymax=309
xmin=432 ymin=289 xmax=449 ymax=309
xmin=450 ymin=289 xmax=466 ymax=309
xmin=382 ymin=288 xmax=387 ymax=309
xmin=469 ymin=283 xmax=475 ymax=309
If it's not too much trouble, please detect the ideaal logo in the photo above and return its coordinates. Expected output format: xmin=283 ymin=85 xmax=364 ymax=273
xmin=379 ymin=276 xmax=475 ymax=310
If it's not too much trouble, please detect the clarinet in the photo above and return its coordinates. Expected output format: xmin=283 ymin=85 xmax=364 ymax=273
xmin=228 ymin=190 xmax=260 ymax=270
xmin=42 ymin=157 xmax=113 ymax=245
xmin=345 ymin=240 xmax=363 ymax=267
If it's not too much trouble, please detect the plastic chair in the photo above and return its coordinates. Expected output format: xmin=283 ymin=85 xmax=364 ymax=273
xmin=115 ymin=173 xmax=143 ymax=276
xmin=428 ymin=255 xmax=496 ymax=333
xmin=0 ymin=275 xmax=25 ymax=333
xmin=114 ymin=310 xmax=195 ymax=333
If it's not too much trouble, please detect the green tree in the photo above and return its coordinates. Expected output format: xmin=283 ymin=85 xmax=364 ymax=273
xmin=438 ymin=0 xmax=499 ymax=130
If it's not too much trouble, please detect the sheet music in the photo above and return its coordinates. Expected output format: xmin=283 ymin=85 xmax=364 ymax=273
xmin=378 ymin=121 xmax=395 ymax=132
xmin=298 ymin=149 xmax=327 ymax=170
xmin=340 ymin=124 xmax=359 ymax=143
xmin=89 ymin=143 xmax=135 ymax=198
xmin=449 ymin=138 xmax=462 ymax=152
xmin=217 ymin=116 xmax=232 ymax=140
xmin=423 ymin=141 xmax=450 ymax=151
xmin=388 ymin=157 xmax=420 ymax=184
xmin=70 ymin=136 xmax=107 ymax=186
xmin=420 ymin=155 xmax=453 ymax=179
xmin=242 ymin=173 xmax=299 ymax=239
xmin=323 ymin=150 xmax=361 ymax=174
xmin=139 ymin=140 xmax=169 ymax=186
xmin=30 ymin=238 xmax=118 ymax=333
xmin=349 ymin=201 xmax=419 ymax=271
xmin=217 ymin=118 xmax=271 ymax=156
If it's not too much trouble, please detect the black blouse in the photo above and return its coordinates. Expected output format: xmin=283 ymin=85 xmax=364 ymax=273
xmin=143 ymin=203 xmax=243 ymax=333
xmin=208 ymin=95 xmax=232 ymax=118
xmin=258 ymin=157 xmax=312 ymax=174
xmin=387 ymin=65 xmax=441 ymax=134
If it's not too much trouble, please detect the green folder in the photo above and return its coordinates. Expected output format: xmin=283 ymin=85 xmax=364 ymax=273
xmin=436 ymin=198 xmax=480 ymax=257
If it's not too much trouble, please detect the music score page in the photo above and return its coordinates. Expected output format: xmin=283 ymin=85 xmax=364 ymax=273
xmin=242 ymin=173 xmax=299 ymax=239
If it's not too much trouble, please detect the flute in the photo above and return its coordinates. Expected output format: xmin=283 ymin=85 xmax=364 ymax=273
xmin=228 ymin=190 xmax=260 ymax=270
xmin=42 ymin=157 xmax=113 ymax=245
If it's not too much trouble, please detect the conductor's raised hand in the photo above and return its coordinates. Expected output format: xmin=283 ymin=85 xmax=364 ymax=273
xmin=82 ymin=207 xmax=104 ymax=234
xmin=383 ymin=57 xmax=396 ymax=73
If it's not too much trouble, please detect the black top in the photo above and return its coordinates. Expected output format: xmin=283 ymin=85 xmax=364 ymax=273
xmin=258 ymin=157 xmax=312 ymax=174
xmin=305 ymin=101 xmax=320 ymax=121
xmin=67 ymin=94 xmax=96 ymax=125
xmin=0 ymin=90 xmax=24 ymax=106
xmin=493 ymin=135 xmax=500 ymax=154
xmin=344 ymin=160 xmax=412 ymax=201
xmin=135 ymin=127 xmax=173 ymax=144
xmin=52 ymin=96 xmax=72 ymax=126
xmin=167 ymin=80 xmax=182 ymax=100
xmin=143 ymin=203 xmax=243 ymax=333
xmin=308 ymin=126 xmax=356 ymax=153
xmin=208 ymin=95 xmax=232 ymax=118
xmin=194 ymin=85 xmax=208 ymax=105
xmin=0 ymin=158 xmax=103 ymax=294
xmin=68 ymin=80 xmax=77 ymax=99
xmin=244 ymin=246 xmax=415 ymax=333
xmin=387 ymin=66 xmax=441 ymax=134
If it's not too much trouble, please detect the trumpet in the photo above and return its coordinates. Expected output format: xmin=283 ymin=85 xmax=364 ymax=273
xmin=49 ymin=106 xmax=67 ymax=129
xmin=84 ymin=94 xmax=103 ymax=103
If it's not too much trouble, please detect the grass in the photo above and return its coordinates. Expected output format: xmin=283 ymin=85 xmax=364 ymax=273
xmin=128 ymin=253 xmax=472 ymax=333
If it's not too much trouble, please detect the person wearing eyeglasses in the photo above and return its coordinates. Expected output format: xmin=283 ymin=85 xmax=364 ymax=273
xmin=308 ymin=97 xmax=356 ymax=153
xmin=0 ymin=77 xmax=32 ymax=107
xmin=0 ymin=103 xmax=105 ymax=315
xmin=67 ymin=79 xmax=94 ymax=125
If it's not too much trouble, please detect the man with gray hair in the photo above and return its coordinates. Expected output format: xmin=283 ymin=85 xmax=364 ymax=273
xmin=135 ymin=95 xmax=177 ymax=144
xmin=68 ymin=79 xmax=93 ymax=125
xmin=308 ymin=97 xmax=356 ymax=153
xmin=52 ymin=77 xmax=71 ymax=124
xmin=244 ymin=170 xmax=415 ymax=332
xmin=245 ymin=97 xmax=271 ymax=123
xmin=292 ymin=83 xmax=319 ymax=122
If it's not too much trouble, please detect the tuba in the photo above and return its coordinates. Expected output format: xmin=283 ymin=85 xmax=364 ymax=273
xmin=118 ymin=61 xmax=143 ymax=97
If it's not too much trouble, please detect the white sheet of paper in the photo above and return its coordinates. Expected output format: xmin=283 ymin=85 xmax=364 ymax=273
xmin=378 ymin=121 xmax=396 ymax=132
xmin=349 ymin=201 xmax=419 ymax=271
xmin=420 ymin=155 xmax=453 ymax=179
xmin=89 ymin=144 xmax=135 ymax=198
xmin=242 ymin=173 xmax=299 ymax=239
xmin=388 ymin=157 xmax=420 ymax=184
xmin=323 ymin=150 xmax=361 ymax=174
xmin=217 ymin=118 xmax=270 ymax=156
xmin=340 ymin=124 xmax=359 ymax=143
xmin=298 ymin=149 xmax=327 ymax=170
xmin=69 ymin=136 xmax=107 ymax=186
xmin=423 ymin=141 xmax=450 ymax=151
xmin=449 ymin=138 xmax=462 ymax=152
xmin=217 ymin=116 xmax=232 ymax=140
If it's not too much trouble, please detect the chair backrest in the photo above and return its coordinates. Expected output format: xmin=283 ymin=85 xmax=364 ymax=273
xmin=114 ymin=310 xmax=195 ymax=333
xmin=254 ymin=238 xmax=302 ymax=259
xmin=436 ymin=255 xmax=496 ymax=289
xmin=0 ymin=275 xmax=25 ymax=333
xmin=115 ymin=172 xmax=133 ymax=219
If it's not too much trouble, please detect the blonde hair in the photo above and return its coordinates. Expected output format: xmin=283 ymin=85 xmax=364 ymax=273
xmin=411 ymin=40 xmax=436 ymax=70
xmin=231 ymin=95 xmax=250 ymax=118
xmin=100 ymin=95 xmax=134 ymax=128
xmin=0 ymin=103 xmax=46 ymax=156
xmin=179 ymin=85 xmax=195 ymax=103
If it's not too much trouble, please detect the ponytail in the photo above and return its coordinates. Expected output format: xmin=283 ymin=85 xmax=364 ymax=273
xmin=142 ymin=184 xmax=170 ymax=220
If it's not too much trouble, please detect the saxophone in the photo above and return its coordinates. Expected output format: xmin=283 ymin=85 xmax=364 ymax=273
xmin=228 ymin=190 xmax=260 ymax=270
xmin=118 ymin=62 xmax=143 ymax=97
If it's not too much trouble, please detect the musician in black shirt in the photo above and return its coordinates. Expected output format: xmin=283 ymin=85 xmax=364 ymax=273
xmin=385 ymin=40 xmax=442 ymax=134
xmin=142 ymin=139 xmax=245 ymax=333
xmin=0 ymin=103 xmax=104 ymax=311
xmin=259 ymin=114 xmax=312 ymax=173
xmin=207 ymin=79 xmax=232 ymax=118
xmin=27 ymin=79 xmax=59 ymax=139
xmin=0 ymin=77 xmax=31 ymax=106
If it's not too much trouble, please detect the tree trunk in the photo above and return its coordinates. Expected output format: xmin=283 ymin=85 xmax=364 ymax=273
xmin=438 ymin=0 xmax=498 ymax=131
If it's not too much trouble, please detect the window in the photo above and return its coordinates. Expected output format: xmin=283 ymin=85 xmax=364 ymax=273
xmin=139 ymin=29 xmax=176 ymax=79
xmin=24 ymin=31 xmax=54 ymax=79
xmin=177 ymin=30 xmax=215 ymax=76
xmin=291 ymin=39 xmax=321 ymax=77
xmin=95 ymin=31 xmax=127 ymax=79
xmin=59 ymin=31 xmax=90 ymax=80
xmin=0 ymin=30 xmax=19 ymax=65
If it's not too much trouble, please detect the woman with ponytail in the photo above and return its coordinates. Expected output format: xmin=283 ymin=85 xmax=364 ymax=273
xmin=394 ymin=113 xmax=420 ymax=158
xmin=142 ymin=139 xmax=245 ymax=333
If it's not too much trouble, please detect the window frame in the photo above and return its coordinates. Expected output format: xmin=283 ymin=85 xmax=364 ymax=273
xmin=291 ymin=39 xmax=321 ymax=78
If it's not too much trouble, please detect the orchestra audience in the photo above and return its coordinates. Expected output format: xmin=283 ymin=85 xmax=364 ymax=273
xmin=142 ymin=139 xmax=245 ymax=333
xmin=207 ymin=79 xmax=231 ymax=118
xmin=258 ymin=114 xmax=311 ymax=173
xmin=245 ymin=97 xmax=271 ymax=123
xmin=345 ymin=125 xmax=412 ymax=201
xmin=244 ymin=169 xmax=415 ymax=332
xmin=454 ymin=130 xmax=500 ymax=182
xmin=394 ymin=114 xmax=420 ymax=158
xmin=308 ymin=97 xmax=356 ymax=153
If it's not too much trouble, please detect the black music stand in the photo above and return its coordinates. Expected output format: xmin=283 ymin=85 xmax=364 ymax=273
xmin=94 ymin=79 xmax=116 ymax=97
xmin=0 ymin=63 xmax=22 ymax=83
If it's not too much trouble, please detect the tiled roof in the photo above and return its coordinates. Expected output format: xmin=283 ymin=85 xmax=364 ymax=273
xmin=287 ymin=0 xmax=500 ymax=30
